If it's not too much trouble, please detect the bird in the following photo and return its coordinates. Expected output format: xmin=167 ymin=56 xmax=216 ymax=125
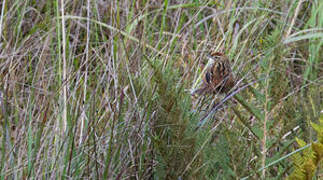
xmin=192 ymin=52 xmax=237 ymax=130
xmin=193 ymin=52 xmax=235 ymax=96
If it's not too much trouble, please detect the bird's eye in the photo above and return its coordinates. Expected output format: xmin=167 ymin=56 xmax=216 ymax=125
xmin=210 ymin=67 xmax=214 ymax=75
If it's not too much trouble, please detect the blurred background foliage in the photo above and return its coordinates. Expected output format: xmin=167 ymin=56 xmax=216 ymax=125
xmin=0 ymin=0 xmax=322 ymax=179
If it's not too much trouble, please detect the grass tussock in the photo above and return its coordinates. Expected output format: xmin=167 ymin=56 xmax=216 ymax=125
xmin=0 ymin=0 xmax=322 ymax=179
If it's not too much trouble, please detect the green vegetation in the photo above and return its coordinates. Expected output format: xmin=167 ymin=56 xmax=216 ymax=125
xmin=0 ymin=0 xmax=322 ymax=179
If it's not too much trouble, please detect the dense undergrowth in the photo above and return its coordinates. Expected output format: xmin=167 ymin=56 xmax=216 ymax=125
xmin=0 ymin=0 xmax=322 ymax=179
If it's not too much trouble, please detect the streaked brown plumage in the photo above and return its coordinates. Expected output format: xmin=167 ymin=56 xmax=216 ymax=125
xmin=194 ymin=52 xmax=235 ymax=95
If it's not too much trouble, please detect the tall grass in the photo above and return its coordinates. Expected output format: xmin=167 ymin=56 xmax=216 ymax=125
xmin=0 ymin=0 xmax=322 ymax=179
